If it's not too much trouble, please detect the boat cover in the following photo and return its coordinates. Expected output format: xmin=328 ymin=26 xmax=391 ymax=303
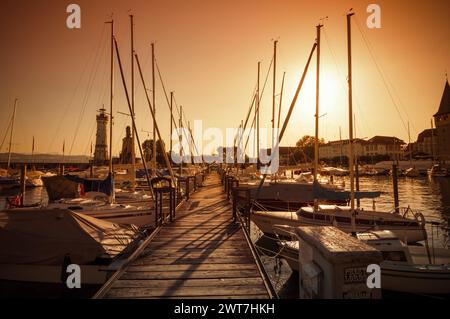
xmin=64 ymin=173 xmax=112 ymax=195
xmin=0 ymin=209 xmax=140 ymax=265
xmin=41 ymin=175 xmax=80 ymax=201
xmin=313 ymin=181 xmax=381 ymax=201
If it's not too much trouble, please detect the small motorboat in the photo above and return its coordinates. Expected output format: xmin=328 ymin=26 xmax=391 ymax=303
xmin=428 ymin=164 xmax=448 ymax=177
xmin=357 ymin=230 xmax=450 ymax=296
xmin=404 ymin=167 xmax=420 ymax=178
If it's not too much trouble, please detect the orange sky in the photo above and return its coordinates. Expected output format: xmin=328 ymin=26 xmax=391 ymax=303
xmin=0 ymin=0 xmax=449 ymax=156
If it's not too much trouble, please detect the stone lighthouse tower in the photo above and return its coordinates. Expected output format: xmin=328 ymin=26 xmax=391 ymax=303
xmin=94 ymin=108 xmax=109 ymax=165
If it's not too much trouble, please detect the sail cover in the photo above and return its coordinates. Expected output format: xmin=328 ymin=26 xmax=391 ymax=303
xmin=64 ymin=173 xmax=112 ymax=195
xmin=313 ymin=181 xmax=381 ymax=201
xmin=0 ymin=209 xmax=140 ymax=265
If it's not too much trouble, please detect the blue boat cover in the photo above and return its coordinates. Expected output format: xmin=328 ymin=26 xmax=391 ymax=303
xmin=64 ymin=173 xmax=112 ymax=196
xmin=313 ymin=181 xmax=381 ymax=201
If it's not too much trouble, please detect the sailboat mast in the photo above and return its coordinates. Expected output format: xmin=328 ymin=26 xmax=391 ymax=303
xmin=170 ymin=91 xmax=173 ymax=156
xmin=430 ymin=118 xmax=435 ymax=164
xmin=152 ymin=43 xmax=157 ymax=170
xmin=107 ymin=19 xmax=114 ymax=176
xmin=408 ymin=121 xmax=412 ymax=165
xmin=314 ymin=24 xmax=322 ymax=183
xmin=7 ymin=98 xmax=17 ymax=170
xmin=257 ymin=62 xmax=260 ymax=165
xmin=347 ymin=12 xmax=356 ymax=234
xmin=272 ymin=41 xmax=277 ymax=150
xmin=179 ymin=105 xmax=183 ymax=176
xmin=277 ymin=71 xmax=286 ymax=130
xmin=130 ymin=15 xmax=136 ymax=186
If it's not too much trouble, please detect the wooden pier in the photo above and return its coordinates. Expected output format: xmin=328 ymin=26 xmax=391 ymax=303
xmin=94 ymin=173 xmax=275 ymax=299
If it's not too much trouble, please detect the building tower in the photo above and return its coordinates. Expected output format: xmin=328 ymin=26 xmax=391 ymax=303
xmin=94 ymin=108 xmax=109 ymax=164
xmin=433 ymin=79 xmax=450 ymax=161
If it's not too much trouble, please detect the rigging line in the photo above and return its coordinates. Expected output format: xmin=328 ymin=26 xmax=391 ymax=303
xmin=154 ymin=59 xmax=179 ymax=131
xmin=83 ymin=118 xmax=97 ymax=155
xmin=48 ymin=24 xmax=107 ymax=153
xmin=243 ymin=57 xmax=274 ymax=153
xmin=69 ymin=26 xmax=109 ymax=155
xmin=354 ymin=15 xmax=409 ymax=134
xmin=0 ymin=118 xmax=12 ymax=152
xmin=153 ymin=61 xmax=187 ymax=156
xmin=181 ymin=107 xmax=201 ymax=157
xmin=167 ymin=93 xmax=190 ymax=158
xmin=236 ymin=84 xmax=258 ymax=148
xmin=323 ymin=27 xmax=373 ymax=138
xmin=172 ymin=94 xmax=200 ymax=157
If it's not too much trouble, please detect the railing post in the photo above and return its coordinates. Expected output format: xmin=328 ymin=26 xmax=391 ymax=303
xmin=232 ymin=188 xmax=237 ymax=221
xmin=154 ymin=190 xmax=159 ymax=226
xmin=186 ymin=177 xmax=190 ymax=200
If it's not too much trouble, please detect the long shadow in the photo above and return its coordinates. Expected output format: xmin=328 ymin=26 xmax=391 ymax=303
xmin=134 ymin=174 xmax=260 ymax=297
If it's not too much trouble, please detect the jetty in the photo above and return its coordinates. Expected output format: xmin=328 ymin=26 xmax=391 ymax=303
xmin=94 ymin=172 xmax=276 ymax=299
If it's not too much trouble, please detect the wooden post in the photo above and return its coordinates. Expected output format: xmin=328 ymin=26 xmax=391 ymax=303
xmin=20 ymin=164 xmax=26 ymax=206
xmin=392 ymin=163 xmax=399 ymax=213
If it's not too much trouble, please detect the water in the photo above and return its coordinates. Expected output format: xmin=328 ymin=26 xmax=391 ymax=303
xmin=0 ymin=187 xmax=48 ymax=210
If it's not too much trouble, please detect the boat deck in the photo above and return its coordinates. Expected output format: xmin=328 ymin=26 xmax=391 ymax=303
xmin=95 ymin=173 xmax=272 ymax=299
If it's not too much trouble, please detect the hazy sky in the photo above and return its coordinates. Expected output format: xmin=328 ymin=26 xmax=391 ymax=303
xmin=0 ymin=0 xmax=449 ymax=156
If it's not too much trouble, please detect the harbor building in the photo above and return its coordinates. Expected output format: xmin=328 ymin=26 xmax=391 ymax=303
xmin=119 ymin=126 xmax=133 ymax=164
xmin=318 ymin=136 xmax=405 ymax=162
xmin=433 ymin=79 xmax=450 ymax=161
xmin=93 ymin=108 xmax=109 ymax=165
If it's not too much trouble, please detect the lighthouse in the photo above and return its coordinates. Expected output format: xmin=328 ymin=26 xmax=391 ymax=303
xmin=94 ymin=108 xmax=109 ymax=164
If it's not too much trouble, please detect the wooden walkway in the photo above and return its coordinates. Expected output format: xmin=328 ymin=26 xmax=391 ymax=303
xmin=95 ymin=173 xmax=272 ymax=299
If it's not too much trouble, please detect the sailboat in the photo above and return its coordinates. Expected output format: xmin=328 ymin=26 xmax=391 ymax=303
xmin=252 ymin=16 xmax=428 ymax=244
xmin=232 ymin=41 xmax=347 ymax=211
xmin=404 ymin=122 xmax=420 ymax=177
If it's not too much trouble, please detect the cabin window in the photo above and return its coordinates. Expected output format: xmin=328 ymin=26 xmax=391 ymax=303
xmin=382 ymin=251 xmax=407 ymax=262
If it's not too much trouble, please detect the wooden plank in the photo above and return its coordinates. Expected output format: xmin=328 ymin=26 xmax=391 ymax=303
xmin=125 ymin=264 xmax=258 ymax=272
xmin=105 ymin=285 xmax=268 ymax=298
xmin=134 ymin=256 xmax=255 ymax=265
xmin=111 ymin=277 xmax=264 ymax=288
xmin=120 ymin=269 xmax=263 ymax=280
xmin=137 ymin=250 xmax=253 ymax=258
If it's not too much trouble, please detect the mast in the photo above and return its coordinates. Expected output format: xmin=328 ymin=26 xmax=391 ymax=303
xmin=114 ymin=37 xmax=153 ymax=199
xmin=314 ymin=24 xmax=323 ymax=183
xmin=277 ymin=71 xmax=286 ymax=130
xmin=170 ymin=91 xmax=173 ymax=156
xmin=430 ymin=118 xmax=435 ymax=164
xmin=347 ymin=11 xmax=356 ymax=234
xmin=257 ymin=62 xmax=260 ymax=165
xmin=179 ymin=105 xmax=183 ymax=176
xmin=7 ymin=98 xmax=17 ymax=170
xmin=339 ymin=126 xmax=343 ymax=166
xmin=152 ymin=42 xmax=157 ymax=170
xmin=408 ymin=121 xmax=412 ymax=166
xmin=108 ymin=20 xmax=114 ymax=170
xmin=272 ymin=41 xmax=277 ymax=150
xmin=130 ymin=15 xmax=136 ymax=187
xmin=106 ymin=18 xmax=115 ymax=202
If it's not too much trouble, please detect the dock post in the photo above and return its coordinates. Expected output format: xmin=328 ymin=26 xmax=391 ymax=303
xmin=170 ymin=186 xmax=174 ymax=222
xmin=232 ymin=188 xmax=237 ymax=221
xmin=59 ymin=163 xmax=65 ymax=175
xmin=392 ymin=163 xmax=399 ymax=213
xmin=185 ymin=177 xmax=190 ymax=200
xmin=20 ymin=164 xmax=27 ymax=206
xmin=154 ymin=190 xmax=159 ymax=226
